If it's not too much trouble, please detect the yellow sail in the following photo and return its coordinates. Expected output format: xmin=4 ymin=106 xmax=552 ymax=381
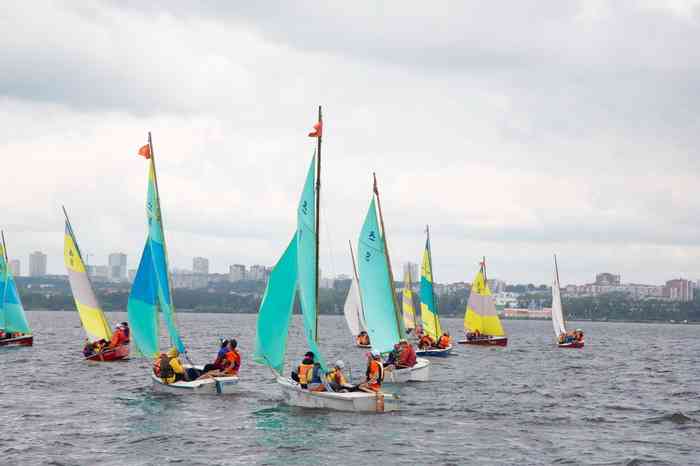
xmin=402 ymin=269 xmax=416 ymax=331
xmin=64 ymin=223 xmax=113 ymax=342
xmin=464 ymin=268 xmax=505 ymax=336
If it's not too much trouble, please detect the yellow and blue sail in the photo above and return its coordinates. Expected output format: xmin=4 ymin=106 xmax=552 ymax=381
xmin=64 ymin=221 xmax=112 ymax=342
xmin=464 ymin=268 xmax=505 ymax=336
xmin=0 ymin=243 xmax=31 ymax=334
xmin=128 ymin=156 xmax=185 ymax=358
xmin=254 ymin=234 xmax=298 ymax=374
xmin=358 ymin=198 xmax=400 ymax=354
xmin=420 ymin=236 xmax=442 ymax=340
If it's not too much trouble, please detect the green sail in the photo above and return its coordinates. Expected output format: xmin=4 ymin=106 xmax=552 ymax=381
xmin=357 ymin=198 xmax=400 ymax=354
xmin=0 ymin=242 xmax=31 ymax=334
xmin=254 ymin=234 xmax=298 ymax=374
xmin=420 ymin=235 xmax=442 ymax=340
xmin=296 ymin=154 xmax=326 ymax=370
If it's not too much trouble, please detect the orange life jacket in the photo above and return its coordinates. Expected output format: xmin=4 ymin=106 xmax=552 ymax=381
xmin=223 ymin=349 xmax=241 ymax=375
xmin=366 ymin=359 xmax=384 ymax=390
xmin=297 ymin=362 xmax=314 ymax=384
xmin=438 ymin=335 xmax=450 ymax=348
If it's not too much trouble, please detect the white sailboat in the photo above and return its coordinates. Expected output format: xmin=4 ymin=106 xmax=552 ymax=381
xmin=552 ymin=255 xmax=584 ymax=348
xmin=343 ymin=241 xmax=370 ymax=347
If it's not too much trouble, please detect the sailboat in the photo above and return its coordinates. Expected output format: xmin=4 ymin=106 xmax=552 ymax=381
xmin=0 ymin=231 xmax=33 ymax=347
xmin=344 ymin=241 xmax=370 ymax=348
xmin=401 ymin=266 xmax=416 ymax=336
xmin=458 ymin=257 xmax=508 ymax=346
xmin=255 ymin=107 xmax=399 ymax=412
xmin=128 ymin=133 xmax=238 ymax=394
xmin=416 ymin=225 xmax=452 ymax=357
xmin=357 ymin=174 xmax=430 ymax=382
xmin=552 ymin=255 xmax=584 ymax=348
xmin=63 ymin=207 xmax=129 ymax=361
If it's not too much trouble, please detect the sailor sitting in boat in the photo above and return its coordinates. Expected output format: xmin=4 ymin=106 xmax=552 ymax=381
xmin=358 ymin=352 xmax=384 ymax=393
xmin=108 ymin=323 xmax=129 ymax=349
xmin=153 ymin=347 xmax=188 ymax=384
xmin=396 ymin=339 xmax=417 ymax=368
xmin=418 ymin=334 xmax=435 ymax=349
xmin=310 ymin=360 xmax=353 ymax=393
xmin=198 ymin=339 xmax=241 ymax=380
xmin=465 ymin=329 xmax=483 ymax=341
xmin=83 ymin=338 xmax=109 ymax=357
xmin=291 ymin=351 xmax=323 ymax=389
xmin=356 ymin=331 xmax=370 ymax=346
xmin=437 ymin=332 xmax=451 ymax=349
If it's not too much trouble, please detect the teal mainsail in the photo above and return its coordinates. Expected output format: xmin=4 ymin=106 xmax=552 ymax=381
xmin=357 ymin=198 xmax=400 ymax=354
xmin=128 ymin=135 xmax=185 ymax=358
xmin=254 ymin=234 xmax=298 ymax=374
xmin=296 ymin=155 xmax=325 ymax=365
xmin=0 ymin=237 xmax=31 ymax=334
xmin=255 ymin=143 xmax=329 ymax=373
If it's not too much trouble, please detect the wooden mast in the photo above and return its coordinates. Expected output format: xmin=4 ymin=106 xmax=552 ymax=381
xmin=373 ymin=173 xmax=403 ymax=339
xmin=314 ymin=106 xmax=322 ymax=342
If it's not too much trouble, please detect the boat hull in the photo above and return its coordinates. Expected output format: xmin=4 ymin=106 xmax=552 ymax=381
xmin=0 ymin=335 xmax=33 ymax=347
xmin=384 ymin=357 xmax=430 ymax=382
xmin=558 ymin=341 xmax=584 ymax=349
xmin=415 ymin=345 xmax=452 ymax=358
xmin=275 ymin=375 xmax=399 ymax=412
xmin=457 ymin=336 xmax=508 ymax=347
xmin=84 ymin=344 xmax=130 ymax=361
xmin=151 ymin=365 xmax=239 ymax=395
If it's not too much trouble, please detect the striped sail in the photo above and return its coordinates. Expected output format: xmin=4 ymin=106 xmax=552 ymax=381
xmin=296 ymin=154 xmax=325 ymax=369
xmin=0 ymin=241 xmax=31 ymax=334
xmin=402 ymin=269 xmax=416 ymax=332
xmin=254 ymin=234 xmax=298 ymax=374
xmin=343 ymin=274 xmax=366 ymax=336
xmin=464 ymin=267 xmax=505 ymax=336
xmin=358 ymin=198 xmax=400 ymax=354
xmin=128 ymin=148 xmax=184 ymax=357
xmin=551 ymin=258 xmax=567 ymax=338
xmin=64 ymin=221 xmax=112 ymax=342
xmin=419 ymin=237 xmax=442 ymax=340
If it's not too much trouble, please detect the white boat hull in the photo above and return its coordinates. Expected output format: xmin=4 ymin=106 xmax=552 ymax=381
xmin=384 ymin=357 xmax=430 ymax=382
xmin=275 ymin=375 xmax=399 ymax=412
xmin=151 ymin=365 xmax=239 ymax=395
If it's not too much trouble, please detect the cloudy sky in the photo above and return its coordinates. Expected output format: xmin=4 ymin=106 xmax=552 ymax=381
xmin=1 ymin=1 xmax=699 ymax=285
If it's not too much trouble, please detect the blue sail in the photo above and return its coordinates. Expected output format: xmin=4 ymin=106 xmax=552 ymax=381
xmin=0 ymin=242 xmax=31 ymax=334
xmin=127 ymin=242 xmax=160 ymax=357
xmin=357 ymin=198 xmax=400 ymax=354
xmin=254 ymin=234 xmax=298 ymax=374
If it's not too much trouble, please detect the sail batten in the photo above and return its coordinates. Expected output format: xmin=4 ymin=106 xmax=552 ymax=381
xmin=64 ymin=219 xmax=112 ymax=342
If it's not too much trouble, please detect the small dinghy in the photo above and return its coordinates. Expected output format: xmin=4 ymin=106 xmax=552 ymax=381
xmin=552 ymin=255 xmax=584 ymax=349
xmin=458 ymin=258 xmax=508 ymax=347
xmin=416 ymin=345 xmax=452 ymax=358
xmin=0 ymin=231 xmax=33 ymax=347
xmin=151 ymin=364 xmax=239 ymax=395
xmin=128 ymin=133 xmax=237 ymax=394
xmin=355 ymin=175 xmax=431 ymax=382
xmin=64 ymin=207 xmax=129 ymax=361
xmin=255 ymin=109 xmax=399 ymax=412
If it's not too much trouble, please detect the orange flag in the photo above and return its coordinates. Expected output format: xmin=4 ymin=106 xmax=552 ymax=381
xmin=308 ymin=120 xmax=322 ymax=138
xmin=138 ymin=144 xmax=151 ymax=159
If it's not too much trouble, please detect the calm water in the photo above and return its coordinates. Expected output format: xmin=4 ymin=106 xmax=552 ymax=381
xmin=1 ymin=312 xmax=698 ymax=465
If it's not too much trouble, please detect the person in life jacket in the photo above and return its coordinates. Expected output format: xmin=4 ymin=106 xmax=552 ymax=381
xmin=291 ymin=351 xmax=315 ymax=389
xmin=153 ymin=347 xmax=187 ymax=384
xmin=82 ymin=338 xmax=94 ymax=357
xmin=358 ymin=352 xmax=384 ymax=393
xmin=437 ymin=332 xmax=451 ymax=349
xmin=356 ymin=331 xmax=370 ymax=346
xmin=200 ymin=339 xmax=241 ymax=379
xmin=108 ymin=323 xmax=129 ymax=349
xmin=418 ymin=334 xmax=434 ymax=350
xmin=201 ymin=338 xmax=230 ymax=373
xmin=311 ymin=360 xmax=351 ymax=393
xmin=397 ymin=339 xmax=417 ymax=368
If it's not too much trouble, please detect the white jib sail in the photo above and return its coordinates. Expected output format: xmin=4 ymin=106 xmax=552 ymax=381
xmin=551 ymin=265 xmax=567 ymax=337
xmin=343 ymin=275 xmax=366 ymax=336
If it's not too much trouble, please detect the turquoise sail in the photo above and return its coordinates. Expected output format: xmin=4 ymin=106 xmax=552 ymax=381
xmin=127 ymin=242 xmax=160 ymax=357
xmin=357 ymin=198 xmax=400 ymax=354
xmin=296 ymin=155 xmax=325 ymax=368
xmin=0 ymin=242 xmax=31 ymax=334
xmin=420 ymin=235 xmax=442 ymax=340
xmin=254 ymin=234 xmax=298 ymax=374
xmin=145 ymin=159 xmax=185 ymax=354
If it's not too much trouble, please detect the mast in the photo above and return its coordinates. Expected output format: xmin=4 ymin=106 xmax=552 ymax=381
xmin=426 ymin=224 xmax=440 ymax=335
xmin=1 ymin=230 xmax=7 ymax=263
xmin=314 ymin=106 xmax=322 ymax=342
xmin=373 ymin=173 xmax=403 ymax=339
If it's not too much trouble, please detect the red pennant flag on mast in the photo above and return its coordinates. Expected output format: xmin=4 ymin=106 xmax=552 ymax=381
xmin=308 ymin=120 xmax=322 ymax=138
xmin=138 ymin=144 xmax=151 ymax=159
